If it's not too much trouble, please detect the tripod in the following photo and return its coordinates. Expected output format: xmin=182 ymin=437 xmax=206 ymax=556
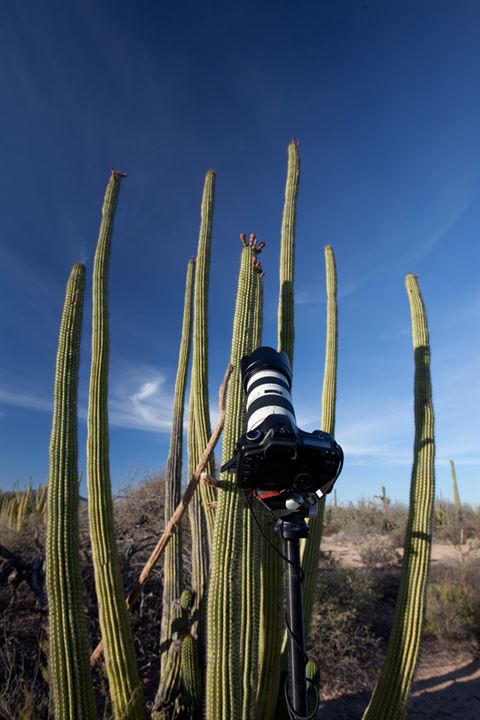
xmin=275 ymin=511 xmax=310 ymax=718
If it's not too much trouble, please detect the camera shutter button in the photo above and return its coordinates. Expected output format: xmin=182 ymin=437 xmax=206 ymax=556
xmin=246 ymin=429 xmax=263 ymax=441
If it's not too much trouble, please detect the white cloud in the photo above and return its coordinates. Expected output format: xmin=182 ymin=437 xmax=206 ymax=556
xmin=107 ymin=362 xmax=173 ymax=432
xmin=0 ymin=362 xmax=175 ymax=434
xmin=0 ymin=388 xmax=52 ymax=412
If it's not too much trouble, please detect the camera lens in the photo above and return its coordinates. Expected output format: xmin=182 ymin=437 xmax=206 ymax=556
xmin=240 ymin=346 xmax=292 ymax=390
xmin=240 ymin=346 xmax=296 ymax=433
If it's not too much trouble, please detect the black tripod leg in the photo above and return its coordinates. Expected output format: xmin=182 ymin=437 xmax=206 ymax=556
xmin=284 ymin=536 xmax=307 ymax=717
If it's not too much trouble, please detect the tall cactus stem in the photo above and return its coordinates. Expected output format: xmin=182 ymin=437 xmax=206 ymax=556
xmin=362 ymin=274 xmax=435 ymax=720
xmin=87 ymin=171 xmax=146 ymax=719
xmin=187 ymin=172 xmax=216 ymax=663
xmin=46 ymin=263 xmax=96 ymax=720
xmin=301 ymin=244 xmax=338 ymax=639
xmin=278 ymin=138 xmax=300 ymax=364
xmin=206 ymin=240 xmax=263 ymax=719
xmin=191 ymin=170 xmax=216 ymax=542
xmin=153 ymin=258 xmax=195 ymax=716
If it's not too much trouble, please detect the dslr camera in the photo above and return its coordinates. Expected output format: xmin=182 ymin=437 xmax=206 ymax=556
xmin=222 ymin=347 xmax=343 ymax=505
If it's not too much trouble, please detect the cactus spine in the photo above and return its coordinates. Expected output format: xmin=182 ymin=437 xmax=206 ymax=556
xmin=301 ymin=244 xmax=338 ymax=638
xmin=206 ymin=235 xmax=264 ymax=719
xmin=153 ymin=258 xmax=195 ymax=718
xmin=87 ymin=171 xmax=146 ymax=720
xmin=362 ymin=274 xmax=435 ymax=720
xmin=46 ymin=263 xmax=96 ymax=720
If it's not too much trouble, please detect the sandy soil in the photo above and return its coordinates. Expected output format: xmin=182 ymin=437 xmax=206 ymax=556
xmin=322 ymin=536 xmax=467 ymax=568
xmin=317 ymin=537 xmax=480 ymax=719
xmin=317 ymin=651 xmax=480 ymax=719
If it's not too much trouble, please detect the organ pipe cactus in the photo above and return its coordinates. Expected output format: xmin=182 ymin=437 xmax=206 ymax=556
xmin=187 ymin=172 xmax=216 ymax=665
xmin=256 ymin=141 xmax=303 ymax=719
xmin=16 ymin=484 xmax=32 ymax=532
xmin=153 ymin=258 xmax=195 ymax=718
xmin=278 ymin=138 xmax=300 ymax=363
xmin=450 ymin=460 xmax=462 ymax=515
xmin=362 ymin=273 xmax=435 ymax=720
xmin=301 ymin=244 xmax=338 ymax=639
xmin=87 ymin=171 xmax=146 ymax=720
xmin=206 ymin=234 xmax=264 ymax=720
xmin=46 ymin=263 xmax=96 ymax=720
xmin=191 ymin=169 xmax=216 ymax=542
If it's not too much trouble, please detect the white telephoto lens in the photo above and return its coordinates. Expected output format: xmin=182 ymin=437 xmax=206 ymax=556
xmin=245 ymin=369 xmax=296 ymax=432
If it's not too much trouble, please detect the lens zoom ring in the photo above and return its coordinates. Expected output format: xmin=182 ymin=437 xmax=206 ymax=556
xmin=246 ymin=394 xmax=295 ymax=420
xmin=247 ymin=376 xmax=291 ymax=395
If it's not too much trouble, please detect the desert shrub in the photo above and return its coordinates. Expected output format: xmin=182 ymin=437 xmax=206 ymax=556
xmin=358 ymin=535 xmax=401 ymax=567
xmin=308 ymin=568 xmax=382 ymax=696
xmin=324 ymin=500 xmax=409 ymax=538
xmin=425 ymin=556 xmax=480 ymax=648
xmin=433 ymin=501 xmax=480 ymax=544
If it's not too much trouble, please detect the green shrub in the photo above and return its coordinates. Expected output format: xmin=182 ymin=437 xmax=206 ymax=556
xmin=425 ymin=557 xmax=480 ymax=647
xmin=308 ymin=568 xmax=382 ymax=695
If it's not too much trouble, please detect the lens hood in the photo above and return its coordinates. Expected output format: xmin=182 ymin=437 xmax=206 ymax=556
xmin=240 ymin=346 xmax=292 ymax=391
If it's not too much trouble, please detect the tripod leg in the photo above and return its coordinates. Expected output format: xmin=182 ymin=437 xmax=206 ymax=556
xmin=284 ymin=536 xmax=307 ymax=716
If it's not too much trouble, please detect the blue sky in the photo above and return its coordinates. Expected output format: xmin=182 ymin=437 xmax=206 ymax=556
xmin=0 ymin=0 xmax=478 ymax=504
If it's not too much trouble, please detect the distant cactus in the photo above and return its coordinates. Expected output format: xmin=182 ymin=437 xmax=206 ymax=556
xmin=153 ymin=258 xmax=195 ymax=718
xmin=36 ymin=483 xmax=48 ymax=516
xmin=333 ymin=488 xmax=338 ymax=508
xmin=46 ymin=263 xmax=96 ymax=720
xmin=380 ymin=486 xmax=391 ymax=507
xmin=362 ymin=274 xmax=435 ymax=719
xmin=450 ymin=460 xmax=462 ymax=518
xmin=87 ymin=171 xmax=146 ymax=719
xmin=206 ymin=236 xmax=264 ymax=719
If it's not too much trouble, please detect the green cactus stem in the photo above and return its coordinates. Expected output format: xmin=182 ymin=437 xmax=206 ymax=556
xmin=362 ymin=274 xmax=435 ymax=720
xmin=191 ymin=169 xmax=216 ymax=543
xmin=206 ymin=235 xmax=264 ymax=720
xmin=87 ymin=171 xmax=146 ymax=720
xmin=301 ymin=244 xmax=338 ymax=640
xmin=153 ymin=258 xmax=195 ymax=717
xmin=187 ymin=172 xmax=216 ymax=664
xmin=259 ymin=142 xmax=301 ymax=718
xmin=278 ymin=139 xmax=300 ymax=364
xmin=46 ymin=263 xmax=96 ymax=720
xmin=251 ymin=244 xmax=284 ymax=720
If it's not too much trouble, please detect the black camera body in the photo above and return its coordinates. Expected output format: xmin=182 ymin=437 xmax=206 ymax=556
xmin=232 ymin=416 xmax=342 ymax=494
xmin=222 ymin=346 xmax=343 ymax=499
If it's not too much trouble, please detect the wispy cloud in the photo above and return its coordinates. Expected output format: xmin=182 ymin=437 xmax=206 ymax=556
xmin=295 ymin=262 xmax=389 ymax=306
xmin=106 ymin=361 xmax=173 ymax=432
xmin=0 ymin=388 xmax=52 ymax=413
xmin=0 ymin=362 xmax=175 ymax=433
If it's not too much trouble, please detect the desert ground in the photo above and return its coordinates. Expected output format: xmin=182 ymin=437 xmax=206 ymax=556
xmin=317 ymin=535 xmax=480 ymax=719
xmin=1 ymin=486 xmax=479 ymax=719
